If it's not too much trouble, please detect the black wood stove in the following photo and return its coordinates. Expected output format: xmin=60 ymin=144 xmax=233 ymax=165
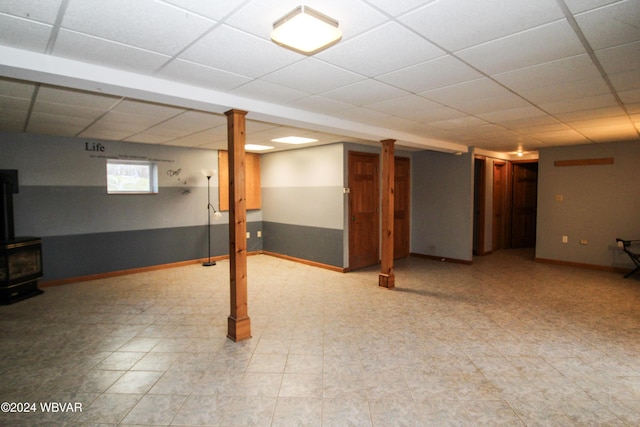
xmin=1 ymin=170 xmax=43 ymax=304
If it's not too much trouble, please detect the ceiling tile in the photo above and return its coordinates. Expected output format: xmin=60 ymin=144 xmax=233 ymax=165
xmin=567 ymin=115 xmax=635 ymax=130
xmin=288 ymin=95 xmax=356 ymax=115
xmin=179 ymin=25 xmax=301 ymax=78
xmin=321 ymin=79 xmax=408 ymax=106
xmin=37 ymin=85 xmax=121 ymax=109
xmin=78 ymin=128 xmax=134 ymax=141
xmin=111 ymin=99 xmax=185 ymax=118
xmin=159 ymin=0 xmax=247 ymax=21
xmin=571 ymin=120 xmax=638 ymax=142
xmin=495 ymin=113 xmax=561 ymax=131
xmin=338 ymin=106 xmax=393 ymax=124
xmin=53 ymin=30 xmax=172 ymax=73
xmin=415 ymin=106 xmax=470 ymax=123
xmin=367 ymin=95 xmax=448 ymax=119
xmin=0 ymin=0 xmax=62 ymax=24
xmin=125 ymin=133 xmax=174 ymax=144
xmin=261 ymin=58 xmax=365 ymax=95
xmin=527 ymin=128 xmax=590 ymax=144
xmin=62 ymin=0 xmax=214 ymax=55
xmin=26 ymin=111 xmax=93 ymax=135
xmin=450 ymin=93 xmax=532 ymax=115
xmin=476 ymin=106 xmax=548 ymax=123
xmin=539 ymin=93 xmax=619 ymax=114
xmin=169 ymin=126 xmax=227 ymax=147
xmin=0 ymin=95 xmax=30 ymax=131
xmin=595 ymin=40 xmax=640 ymax=74
xmin=0 ymin=116 xmax=26 ymax=132
xmin=0 ymin=78 xmax=36 ymax=99
xmin=420 ymin=78 xmax=511 ymax=106
xmin=85 ymin=111 xmax=167 ymax=134
xmin=0 ymin=95 xmax=32 ymax=112
xmin=619 ymin=88 xmax=640 ymax=104
xmin=230 ymin=80 xmax=311 ymax=104
xmin=494 ymin=54 xmax=602 ymax=88
xmin=377 ymin=55 xmax=483 ymax=94
xmin=512 ymin=121 xmax=569 ymax=135
xmin=563 ymin=0 xmax=620 ymax=14
xmin=0 ymin=14 xmax=52 ymax=52
xmin=32 ymin=100 xmax=108 ymax=120
xmin=576 ymin=0 xmax=640 ymax=50
xmin=155 ymin=110 xmax=226 ymax=132
xmin=609 ymin=69 xmax=640 ymax=93
xmin=400 ymin=0 xmax=564 ymax=51
xmin=316 ymin=22 xmax=443 ymax=77
xmin=364 ymin=0 xmax=439 ymax=16
xmin=554 ymin=105 xmax=627 ymax=122
xmin=519 ymin=76 xmax=610 ymax=104
xmin=156 ymin=59 xmax=251 ymax=91
xmin=429 ymin=116 xmax=490 ymax=130
xmin=457 ymin=20 xmax=585 ymax=75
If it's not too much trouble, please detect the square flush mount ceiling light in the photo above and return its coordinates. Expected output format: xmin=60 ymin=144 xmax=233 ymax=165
xmin=271 ymin=136 xmax=318 ymax=144
xmin=270 ymin=5 xmax=342 ymax=55
xmin=245 ymin=144 xmax=274 ymax=151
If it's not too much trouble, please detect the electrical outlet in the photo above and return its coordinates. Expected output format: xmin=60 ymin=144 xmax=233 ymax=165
xmin=257 ymin=231 xmax=262 ymax=238
xmin=246 ymin=232 xmax=250 ymax=239
xmin=580 ymin=239 xmax=588 ymax=245
xmin=562 ymin=235 xmax=568 ymax=243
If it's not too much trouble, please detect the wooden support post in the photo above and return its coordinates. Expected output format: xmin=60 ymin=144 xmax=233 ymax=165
xmin=225 ymin=109 xmax=251 ymax=341
xmin=379 ymin=139 xmax=395 ymax=289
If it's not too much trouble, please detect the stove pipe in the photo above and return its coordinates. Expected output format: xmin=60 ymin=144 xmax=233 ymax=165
xmin=0 ymin=170 xmax=18 ymax=241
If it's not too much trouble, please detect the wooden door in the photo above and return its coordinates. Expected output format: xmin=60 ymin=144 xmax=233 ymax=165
xmin=492 ymin=162 xmax=508 ymax=251
xmin=473 ymin=157 xmax=486 ymax=255
xmin=349 ymin=152 xmax=379 ymax=270
xmin=394 ymin=157 xmax=410 ymax=259
xmin=511 ymin=162 xmax=538 ymax=248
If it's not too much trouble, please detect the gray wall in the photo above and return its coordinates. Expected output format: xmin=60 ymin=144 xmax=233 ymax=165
xmin=0 ymin=132 xmax=263 ymax=281
xmin=411 ymin=150 xmax=474 ymax=262
xmin=536 ymin=140 xmax=640 ymax=269
xmin=261 ymin=143 xmax=345 ymax=267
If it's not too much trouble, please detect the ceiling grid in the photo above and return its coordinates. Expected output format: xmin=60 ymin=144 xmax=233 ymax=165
xmin=0 ymin=0 xmax=637 ymax=154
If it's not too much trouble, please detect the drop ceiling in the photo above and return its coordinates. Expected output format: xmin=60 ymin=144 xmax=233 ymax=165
xmin=0 ymin=0 xmax=638 ymax=155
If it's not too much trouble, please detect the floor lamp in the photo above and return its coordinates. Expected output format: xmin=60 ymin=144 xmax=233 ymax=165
xmin=202 ymin=169 xmax=221 ymax=267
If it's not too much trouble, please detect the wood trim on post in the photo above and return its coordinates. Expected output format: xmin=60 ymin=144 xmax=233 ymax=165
xmin=379 ymin=139 xmax=395 ymax=289
xmin=225 ymin=109 xmax=251 ymax=342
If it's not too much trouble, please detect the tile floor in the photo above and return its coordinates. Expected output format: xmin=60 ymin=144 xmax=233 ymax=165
xmin=1 ymin=249 xmax=639 ymax=426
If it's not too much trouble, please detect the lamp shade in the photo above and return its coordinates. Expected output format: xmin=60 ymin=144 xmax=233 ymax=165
xmin=201 ymin=169 xmax=215 ymax=178
xmin=271 ymin=6 xmax=342 ymax=55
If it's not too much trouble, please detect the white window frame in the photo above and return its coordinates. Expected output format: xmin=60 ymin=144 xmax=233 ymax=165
xmin=106 ymin=159 xmax=158 ymax=194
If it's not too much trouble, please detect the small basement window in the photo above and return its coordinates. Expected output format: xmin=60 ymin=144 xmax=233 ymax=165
xmin=106 ymin=159 xmax=158 ymax=194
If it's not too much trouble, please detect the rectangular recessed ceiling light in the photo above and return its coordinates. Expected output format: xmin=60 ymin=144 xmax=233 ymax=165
xmin=245 ymin=144 xmax=274 ymax=151
xmin=271 ymin=136 xmax=318 ymax=144
xmin=270 ymin=5 xmax=342 ymax=55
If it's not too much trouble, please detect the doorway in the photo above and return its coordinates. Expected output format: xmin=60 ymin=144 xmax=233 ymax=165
xmin=473 ymin=157 xmax=486 ymax=255
xmin=511 ymin=162 xmax=538 ymax=248
xmin=492 ymin=161 xmax=508 ymax=251
xmin=348 ymin=151 xmax=379 ymax=270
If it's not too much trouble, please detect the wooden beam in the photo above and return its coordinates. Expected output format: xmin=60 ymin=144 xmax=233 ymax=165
xmin=379 ymin=139 xmax=395 ymax=289
xmin=554 ymin=158 xmax=614 ymax=167
xmin=225 ymin=109 xmax=251 ymax=342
